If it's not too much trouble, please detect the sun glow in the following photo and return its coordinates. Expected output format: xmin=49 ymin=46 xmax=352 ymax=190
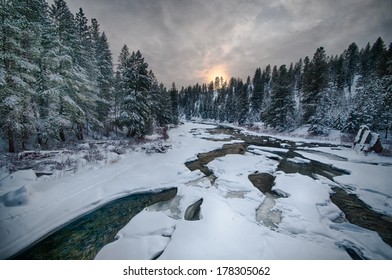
xmin=204 ymin=64 xmax=229 ymax=86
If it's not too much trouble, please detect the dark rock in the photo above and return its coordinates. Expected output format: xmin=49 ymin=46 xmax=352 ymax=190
xmin=248 ymin=173 xmax=276 ymax=194
xmin=184 ymin=198 xmax=203 ymax=221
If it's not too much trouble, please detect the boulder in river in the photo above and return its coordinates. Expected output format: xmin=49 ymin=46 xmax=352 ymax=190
xmin=353 ymin=125 xmax=383 ymax=154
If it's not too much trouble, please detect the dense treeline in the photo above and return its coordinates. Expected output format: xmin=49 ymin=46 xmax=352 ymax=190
xmin=179 ymin=38 xmax=392 ymax=137
xmin=0 ymin=0 xmax=178 ymax=152
xmin=1 ymin=0 xmax=391 ymax=153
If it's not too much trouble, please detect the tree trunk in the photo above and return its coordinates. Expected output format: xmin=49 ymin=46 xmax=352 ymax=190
xmin=8 ymin=127 xmax=15 ymax=153
xmin=59 ymin=128 xmax=66 ymax=142
xmin=77 ymin=125 xmax=84 ymax=140
xmin=80 ymin=125 xmax=84 ymax=140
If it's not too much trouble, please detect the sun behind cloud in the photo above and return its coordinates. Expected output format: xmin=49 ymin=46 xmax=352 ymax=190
xmin=204 ymin=64 xmax=229 ymax=85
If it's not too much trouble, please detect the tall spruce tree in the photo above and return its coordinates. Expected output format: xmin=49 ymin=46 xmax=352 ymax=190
xmin=301 ymin=47 xmax=328 ymax=124
xmin=117 ymin=50 xmax=151 ymax=137
xmin=250 ymin=67 xmax=263 ymax=122
xmin=90 ymin=18 xmax=113 ymax=126
xmin=265 ymin=65 xmax=295 ymax=130
xmin=170 ymin=82 xmax=179 ymax=124
xmin=344 ymin=42 xmax=359 ymax=93
xmin=50 ymin=0 xmax=87 ymax=141
xmin=237 ymin=78 xmax=249 ymax=125
xmin=0 ymin=0 xmax=41 ymax=152
xmin=74 ymin=7 xmax=100 ymax=139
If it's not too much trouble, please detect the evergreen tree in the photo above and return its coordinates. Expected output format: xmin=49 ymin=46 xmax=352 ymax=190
xmin=301 ymin=47 xmax=328 ymax=124
xmin=226 ymin=78 xmax=236 ymax=123
xmin=157 ymin=82 xmax=172 ymax=127
xmin=36 ymin=0 xmax=65 ymax=145
xmin=370 ymin=37 xmax=388 ymax=78
xmin=359 ymin=42 xmax=371 ymax=82
xmin=0 ymin=0 xmax=41 ymax=152
xmin=74 ymin=7 xmax=100 ymax=139
xmin=118 ymin=50 xmax=151 ymax=137
xmin=90 ymin=18 xmax=113 ymax=126
xmin=216 ymin=81 xmax=227 ymax=122
xmin=49 ymin=0 xmax=89 ymax=141
xmin=264 ymin=65 xmax=295 ymax=130
xmin=237 ymin=78 xmax=249 ymax=125
xmin=344 ymin=42 xmax=359 ymax=93
xmin=170 ymin=82 xmax=179 ymax=124
xmin=260 ymin=65 xmax=272 ymax=122
xmin=250 ymin=67 xmax=263 ymax=122
xmin=149 ymin=70 xmax=171 ymax=127
xmin=330 ymin=54 xmax=345 ymax=92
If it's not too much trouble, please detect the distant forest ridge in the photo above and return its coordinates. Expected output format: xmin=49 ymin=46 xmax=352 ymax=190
xmin=0 ymin=0 xmax=391 ymax=154
xmin=179 ymin=37 xmax=391 ymax=139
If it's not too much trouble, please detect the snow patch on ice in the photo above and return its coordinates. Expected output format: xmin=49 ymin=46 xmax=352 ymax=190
xmin=287 ymin=157 xmax=311 ymax=164
xmin=95 ymin=211 xmax=176 ymax=260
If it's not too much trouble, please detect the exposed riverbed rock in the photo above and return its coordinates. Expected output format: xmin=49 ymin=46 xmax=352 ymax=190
xmin=184 ymin=198 xmax=203 ymax=221
xmin=185 ymin=143 xmax=245 ymax=176
xmin=248 ymin=173 xmax=276 ymax=195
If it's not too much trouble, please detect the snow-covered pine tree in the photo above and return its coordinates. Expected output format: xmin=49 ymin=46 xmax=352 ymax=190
xmin=250 ymin=68 xmax=263 ymax=123
xmin=35 ymin=0 xmax=65 ymax=146
xmin=278 ymin=65 xmax=296 ymax=130
xmin=264 ymin=65 xmax=294 ymax=130
xmin=114 ymin=44 xmax=130 ymax=128
xmin=170 ymin=82 xmax=179 ymax=124
xmin=90 ymin=18 xmax=114 ymax=128
xmin=49 ymin=0 xmax=87 ymax=141
xmin=74 ymin=7 xmax=100 ymax=139
xmin=371 ymin=37 xmax=388 ymax=78
xmin=149 ymin=70 xmax=170 ymax=129
xmin=152 ymin=78 xmax=171 ymax=127
xmin=330 ymin=54 xmax=345 ymax=92
xmin=345 ymin=38 xmax=391 ymax=135
xmin=216 ymin=79 xmax=227 ymax=122
xmin=344 ymin=42 xmax=359 ymax=94
xmin=117 ymin=50 xmax=152 ymax=137
xmin=260 ymin=65 xmax=272 ymax=123
xmin=359 ymin=42 xmax=372 ymax=84
xmin=301 ymin=47 xmax=328 ymax=125
xmin=236 ymin=78 xmax=248 ymax=125
xmin=225 ymin=78 xmax=236 ymax=123
xmin=0 ymin=0 xmax=41 ymax=152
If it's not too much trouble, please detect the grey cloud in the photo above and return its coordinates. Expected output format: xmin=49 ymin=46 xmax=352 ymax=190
xmin=62 ymin=0 xmax=392 ymax=87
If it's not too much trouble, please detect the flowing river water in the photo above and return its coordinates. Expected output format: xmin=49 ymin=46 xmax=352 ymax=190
xmin=10 ymin=125 xmax=392 ymax=259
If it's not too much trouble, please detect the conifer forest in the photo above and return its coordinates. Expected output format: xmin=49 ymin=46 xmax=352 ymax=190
xmin=1 ymin=0 xmax=391 ymax=152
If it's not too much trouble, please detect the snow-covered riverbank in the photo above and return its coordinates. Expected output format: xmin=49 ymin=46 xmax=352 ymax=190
xmin=1 ymin=122 xmax=392 ymax=259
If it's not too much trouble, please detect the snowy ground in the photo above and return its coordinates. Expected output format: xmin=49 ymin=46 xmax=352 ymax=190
xmin=1 ymin=122 xmax=391 ymax=259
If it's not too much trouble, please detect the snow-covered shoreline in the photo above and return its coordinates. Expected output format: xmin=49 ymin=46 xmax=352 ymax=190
xmin=0 ymin=123 xmax=227 ymax=259
xmin=1 ymin=122 xmax=391 ymax=260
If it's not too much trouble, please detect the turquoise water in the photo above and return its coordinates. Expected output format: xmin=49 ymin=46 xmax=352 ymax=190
xmin=12 ymin=188 xmax=177 ymax=260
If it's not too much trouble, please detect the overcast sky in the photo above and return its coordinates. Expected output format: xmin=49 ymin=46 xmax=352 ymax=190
xmin=55 ymin=0 xmax=392 ymax=87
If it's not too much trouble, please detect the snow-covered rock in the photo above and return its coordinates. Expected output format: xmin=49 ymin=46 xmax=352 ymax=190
xmin=353 ymin=125 xmax=383 ymax=154
xmin=1 ymin=185 xmax=36 ymax=207
xmin=0 ymin=169 xmax=37 ymax=197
